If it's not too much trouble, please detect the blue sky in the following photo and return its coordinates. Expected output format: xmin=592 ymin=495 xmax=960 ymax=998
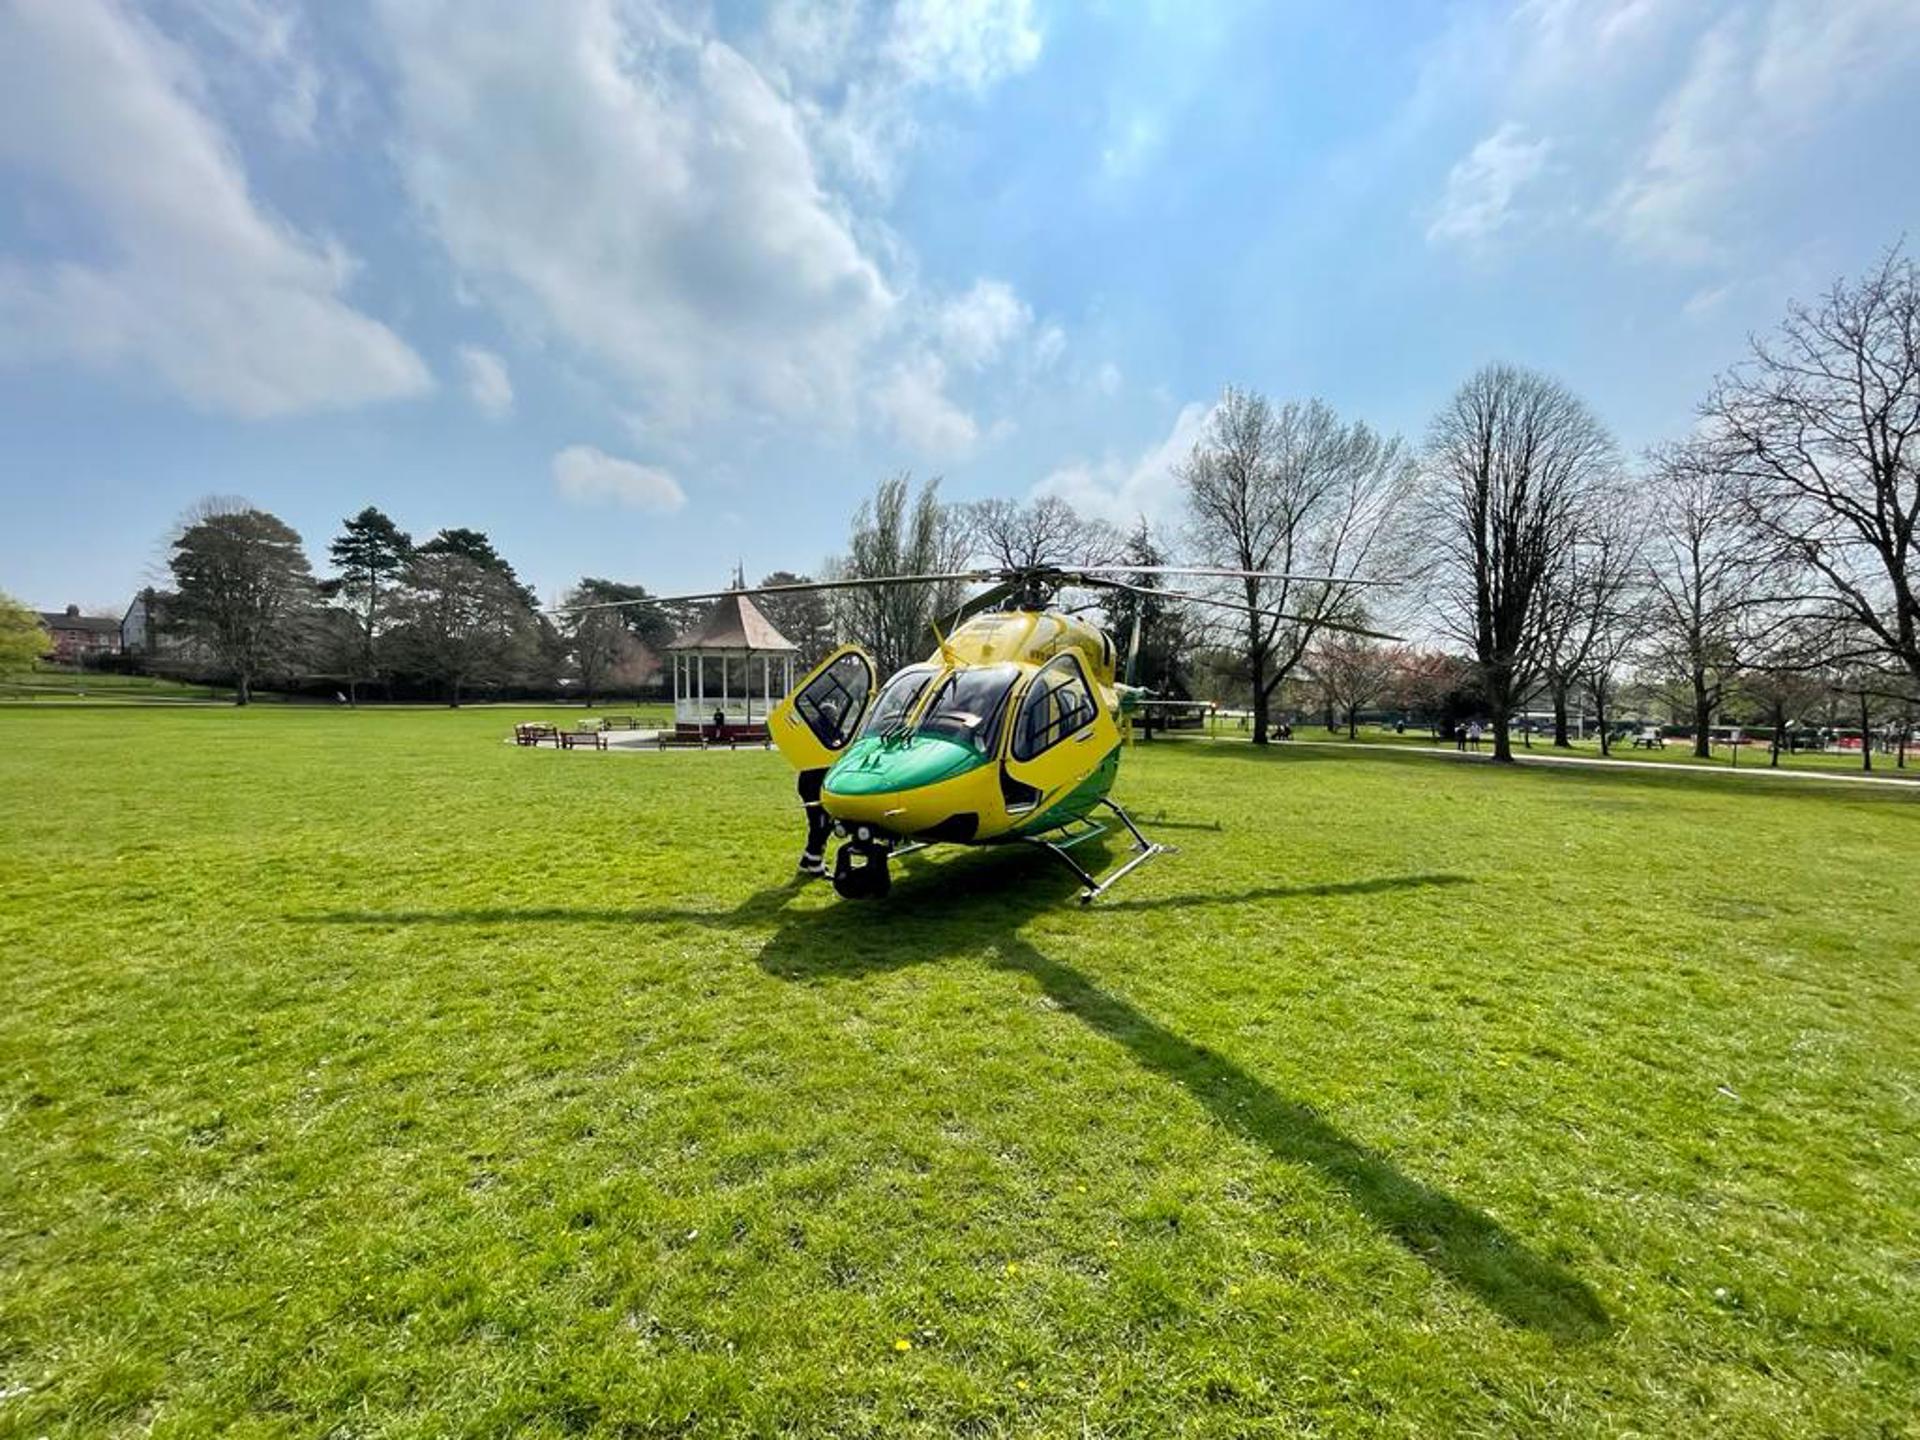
xmin=4 ymin=0 xmax=1919 ymax=612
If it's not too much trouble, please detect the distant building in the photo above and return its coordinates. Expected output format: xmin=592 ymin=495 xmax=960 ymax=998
xmin=122 ymin=589 xmax=187 ymax=659
xmin=38 ymin=604 xmax=122 ymax=663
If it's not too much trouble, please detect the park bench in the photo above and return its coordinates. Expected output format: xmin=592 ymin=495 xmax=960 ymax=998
xmin=559 ymin=729 xmax=608 ymax=751
xmin=514 ymin=723 xmax=560 ymax=747
xmin=600 ymin=715 xmax=642 ymax=730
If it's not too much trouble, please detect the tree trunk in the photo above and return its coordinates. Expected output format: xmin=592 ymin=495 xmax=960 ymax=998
xmin=1595 ymin=688 xmax=1610 ymax=755
xmin=1859 ymin=692 xmax=1872 ymax=772
xmin=1769 ymin=701 xmax=1783 ymax=768
xmin=347 ymin=678 xmax=359 ymax=708
xmin=1551 ymin=682 xmax=1571 ymax=748
xmin=1692 ymin=681 xmax=1712 ymax=759
xmin=1492 ymin=709 xmax=1514 ymax=762
xmin=1346 ymin=706 xmax=1358 ymax=739
xmin=235 ymin=672 xmax=251 ymax=707
xmin=1249 ymin=652 xmax=1269 ymax=745
xmin=449 ymin=678 xmax=462 ymax=709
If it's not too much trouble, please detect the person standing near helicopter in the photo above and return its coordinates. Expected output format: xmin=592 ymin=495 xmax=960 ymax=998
xmin=795 ymin=693 xmax=842 ymax=877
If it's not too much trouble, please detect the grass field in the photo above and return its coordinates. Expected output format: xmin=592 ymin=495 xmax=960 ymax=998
xmin=1304 ymin=726 xmax=1920 ymax=782
xmin=3 ymin=707 xmax=1917 ymax=1437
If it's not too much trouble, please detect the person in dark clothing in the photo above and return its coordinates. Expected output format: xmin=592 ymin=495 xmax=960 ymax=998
xmin=796 ymin=768 xmax=832 ymax=876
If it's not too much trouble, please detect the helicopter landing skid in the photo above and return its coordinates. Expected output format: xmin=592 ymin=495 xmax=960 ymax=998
xmin=1023 ymin=798 xmax=1170 ymax=905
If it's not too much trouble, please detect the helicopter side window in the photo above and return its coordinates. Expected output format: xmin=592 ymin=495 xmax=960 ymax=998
xmin=1012 ymin=656 xmax=1099 ymax=761
xmin=795 ymin=653 xmax=872 ymax=751
xmin=916 ymin=664 xmax=1020 ymax=754
xmin=859 ymin=665 xmax=937 ymax=738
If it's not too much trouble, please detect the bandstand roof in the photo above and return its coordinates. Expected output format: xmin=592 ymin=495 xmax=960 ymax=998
xmin=666 ymin=591 xmax=797 ymax=653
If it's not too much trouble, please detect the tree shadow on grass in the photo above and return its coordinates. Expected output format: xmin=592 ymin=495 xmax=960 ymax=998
xmin=755 ymin=850 xmax=1610 ymax=1343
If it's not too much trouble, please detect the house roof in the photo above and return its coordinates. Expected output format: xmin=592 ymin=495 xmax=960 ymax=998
xmin=39 ymin=611 xmax=121 ymax=635
xmin=666 ymin=592 xmax=797 ymax=652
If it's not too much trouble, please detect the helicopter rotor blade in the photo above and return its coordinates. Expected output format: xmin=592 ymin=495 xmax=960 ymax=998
xmin=927 ymin=579 xmax=1018 ymax=650
xmin=1069 ymin=565 xmax=1393 ymax=586
xmin=1086 ymin=576 xmax=1406 ymax=644
xmin=547 ymin=569 xmax=1000 ymax=616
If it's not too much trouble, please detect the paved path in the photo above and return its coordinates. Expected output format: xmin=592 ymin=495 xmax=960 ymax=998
xmin=1278 ymin=738 xmax=1920 ymax=789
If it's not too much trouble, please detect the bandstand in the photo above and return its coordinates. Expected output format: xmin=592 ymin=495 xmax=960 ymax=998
xmin=665 ymin=591 xmax=798 ymax=742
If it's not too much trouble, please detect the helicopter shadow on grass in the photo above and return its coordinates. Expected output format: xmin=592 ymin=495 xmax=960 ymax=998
xmin=756 ymin=844 xmax=1609 ymax=1343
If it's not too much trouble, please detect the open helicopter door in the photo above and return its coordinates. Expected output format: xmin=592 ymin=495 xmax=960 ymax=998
xmin=769 ymin=645 xmax=877 ymax=772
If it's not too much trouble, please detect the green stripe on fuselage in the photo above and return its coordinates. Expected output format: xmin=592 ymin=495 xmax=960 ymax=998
xmin=824 ymin=734 xmax=990 ymax=796
xmin=1014 ymin=745 xmax=1121 ymax=835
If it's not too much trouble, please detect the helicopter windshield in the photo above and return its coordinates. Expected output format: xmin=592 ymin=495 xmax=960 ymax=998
xmin=859 ymin=664 xmax=938 ymax=738
xmin=916 ymin=664 xmax=1020 ymax=753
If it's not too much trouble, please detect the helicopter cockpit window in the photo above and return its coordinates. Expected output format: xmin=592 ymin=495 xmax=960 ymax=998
xmin=795 ymin=653 xmax=872 ymax=751
xmin=916 ymin=664 xmax=1020 ymax=754
xmin=859 ymin=665 xmax=937 ymax=738
xmin=1012 ymin=656 xmax=1099 ymax=761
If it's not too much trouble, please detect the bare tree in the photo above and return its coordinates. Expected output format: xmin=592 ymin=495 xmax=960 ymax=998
xmin=1181 ymin=388 xmax=1413 ymax=744
xmin=960 ymin=495 xmax=1125 ymax=568
xmin=1307 ymin=632 xmax=1398 ymax=738
xmin=834 ymin=473 xmax=970 ymax=676
xmin=168 ymin=499 xmax=318 ymax=705
xmin=1421 ymin=365 xmax=1617 ymax=761
xmin=1643 ymin=441 xmax=1763 ymax=758
xmin=1538 ymin=497 xmax=1645 ymax=746
xmin=1580 ymin=583 xmax=1649 ymax=757
xmin=1739 ymin=614 xmax=1840 ymax=767
xmin=1708 ymin=247 xmax=1920 ymax=687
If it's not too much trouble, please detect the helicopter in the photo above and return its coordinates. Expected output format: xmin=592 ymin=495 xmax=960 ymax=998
xmin=555 ymin=563 xmax=1394 ymax=903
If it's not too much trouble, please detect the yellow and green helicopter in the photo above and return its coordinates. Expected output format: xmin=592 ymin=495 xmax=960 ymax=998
xmin=561 ymin=564 xmax=1393 ymax=903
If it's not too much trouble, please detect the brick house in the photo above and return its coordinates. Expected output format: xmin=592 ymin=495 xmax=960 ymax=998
xmin=38 ymin=605 xmax=123 ymax=663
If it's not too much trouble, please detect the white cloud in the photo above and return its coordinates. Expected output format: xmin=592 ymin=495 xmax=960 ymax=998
xmin=1034 ymin=399 xmax=1217 ymax=531
xmin=169 ymin=0 xmax=327 ymax=144
xmin=887 ymin=0 xmax=1041 ymax=91
xmin=377 ymin=0 xmax=896 ymax=432
xmin=1602 ymin=2 xmax=1920 ymax=263
xmin=761 ymin=0 xmax=1041 ymax=196
xmin=937 ymin=279 xmax=1032 ymax=370
xmin=0 ymin=0 xmax=429 ymax=418
xmin=1427 ymin=123 xmax=1554 ymax=249
xmin=375 ymin=0 xmax=1051 ymax=449
xmin=1093 ymin=361 xmax=1122 ymax=396
xmin=456 ymin=346 xmax=513 ymax=418
xmin=874 ymin=352 xmax=978 ymax=456
xmin=552 ymin=445 xmax=687 ymax=512
xmin=1415 ymin=1 xmax=1920 ymax=267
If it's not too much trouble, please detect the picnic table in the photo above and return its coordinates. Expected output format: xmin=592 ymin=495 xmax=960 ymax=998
xmin=514 ymin=723 xmax=560 ymax=747
xmin=1630 ymin=728 xmax=1665 ymax=749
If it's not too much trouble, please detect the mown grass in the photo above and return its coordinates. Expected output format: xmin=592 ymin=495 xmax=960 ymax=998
xmin=2 ymin=707 xmax=1916 ymax=1437
xmin=1256 ymin=725 xmax=1920 ymax=781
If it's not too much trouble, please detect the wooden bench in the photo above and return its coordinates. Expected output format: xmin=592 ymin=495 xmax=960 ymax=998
xmin=559 ymin=729 xmax=608 ymax=751
xmin=653 ymin=723 xmax=772 ymax=749
xmin=600 ymin=714 xmax=642 ymax=730
xmin=514 ymin=723 xmax=560 ymax=747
